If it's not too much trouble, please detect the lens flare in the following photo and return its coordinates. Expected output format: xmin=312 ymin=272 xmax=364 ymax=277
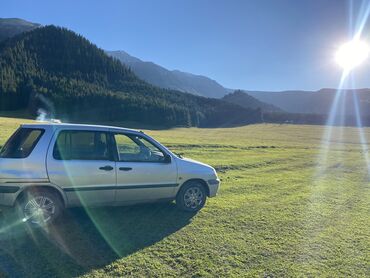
xmin=335 ymin=40 xmax=369 ymax=71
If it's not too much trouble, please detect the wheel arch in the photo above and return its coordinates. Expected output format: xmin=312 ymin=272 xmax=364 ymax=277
xmin=177 ymin=178 xmax=210 ymax=197
xmin=15 ymin=185 xmax=66 ymax=208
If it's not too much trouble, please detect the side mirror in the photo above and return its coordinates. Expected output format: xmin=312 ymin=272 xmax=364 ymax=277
xmin=163 ymin=154 xmax=172 ymax=163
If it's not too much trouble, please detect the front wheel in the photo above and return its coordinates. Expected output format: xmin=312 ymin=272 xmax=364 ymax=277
xmin=176 ymin=181 xmax=207 ymax=212
xmin=16 ymin=189 xmax=63 ymax=227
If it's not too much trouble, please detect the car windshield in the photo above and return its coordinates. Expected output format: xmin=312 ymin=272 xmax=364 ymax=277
xmin=0 ymin=128 xmax=44 ymax=159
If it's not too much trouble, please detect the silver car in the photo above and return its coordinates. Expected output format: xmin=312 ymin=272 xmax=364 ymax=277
xmin=0 ymin=123 xmax=220 ymax=226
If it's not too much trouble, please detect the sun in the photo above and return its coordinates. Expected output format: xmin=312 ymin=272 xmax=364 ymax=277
xmin=335 ymin=40 xmax=369 ymax=71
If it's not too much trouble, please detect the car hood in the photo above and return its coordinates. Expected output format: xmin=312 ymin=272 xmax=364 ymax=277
xmin=176 ymin=157 xmax=216 ymax=173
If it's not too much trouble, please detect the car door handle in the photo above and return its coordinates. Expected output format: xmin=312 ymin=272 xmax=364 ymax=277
xmin=119 ymin=167 xmax=133 ymax=171
xmin=99 ymin=165 xmax=114 ymax=171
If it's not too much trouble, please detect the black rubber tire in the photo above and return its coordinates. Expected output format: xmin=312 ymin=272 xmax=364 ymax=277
xmin=16 ymin=189 xmax=63 ymax=227
xmin=176 ymin=181 xmax=207 ymax=212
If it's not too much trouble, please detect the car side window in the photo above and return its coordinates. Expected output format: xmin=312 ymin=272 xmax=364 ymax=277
xmin=53 ymin=130 xmax=111 ymax=161
xmin=114 ymin=133 xmax=166 ymax=162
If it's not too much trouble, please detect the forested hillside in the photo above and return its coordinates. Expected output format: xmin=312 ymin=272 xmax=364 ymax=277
xmin=0 ymin=26 xmax=261 ymax=127
xmin=223 ymin=90 xmax=281 ymax=112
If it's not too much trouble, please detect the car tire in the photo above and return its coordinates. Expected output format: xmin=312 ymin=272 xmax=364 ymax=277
xmin=176 ymin=181 xmax=207 ymax=212
xmin=16 ymin=189 xmax=63 ymax=227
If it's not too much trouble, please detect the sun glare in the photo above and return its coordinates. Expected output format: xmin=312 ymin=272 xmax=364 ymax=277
xmin=335 ymin=40 xmax=369 ymax=71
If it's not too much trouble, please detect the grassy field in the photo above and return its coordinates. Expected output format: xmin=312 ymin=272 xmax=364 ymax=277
xmin=0 ymin=117 xmax=369 ymax=277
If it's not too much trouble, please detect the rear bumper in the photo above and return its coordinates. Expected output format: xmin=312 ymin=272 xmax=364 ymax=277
xmin=0 ymin=180 xmax=56 ymax=206
xmin=0 ymin=186 xmax=20 ymax=193
xmin=0 ymin=185 xmax=21 ymax=206
xmin=207 ymin=179 xmax=220 ymax=197
xmin=0 ymin=193 xmax=18 ymax=207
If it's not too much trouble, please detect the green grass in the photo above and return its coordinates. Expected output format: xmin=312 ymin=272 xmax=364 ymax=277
xmin=0 ymin=117 xmax=369 ymax=277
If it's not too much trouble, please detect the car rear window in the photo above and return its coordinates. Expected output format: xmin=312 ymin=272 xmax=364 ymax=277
xmin=0 ymin=128 xmax=45 ymax=159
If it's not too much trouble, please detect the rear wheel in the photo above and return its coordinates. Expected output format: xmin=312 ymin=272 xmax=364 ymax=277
xmin=176 ymin=181 xmax=207 ymax=212
xmin=17 ymin=189 xmax=63 ymax=227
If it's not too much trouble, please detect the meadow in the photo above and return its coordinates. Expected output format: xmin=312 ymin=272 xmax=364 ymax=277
xmin=0 ymin=116 xmax=369 ymax=277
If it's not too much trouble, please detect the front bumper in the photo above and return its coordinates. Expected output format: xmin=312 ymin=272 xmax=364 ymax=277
xmin=207 ymin=179 xmax=220 ymax=197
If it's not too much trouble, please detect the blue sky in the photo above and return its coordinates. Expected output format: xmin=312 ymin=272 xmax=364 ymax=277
xmin=2 ymin=0 xmax=370 ymax=91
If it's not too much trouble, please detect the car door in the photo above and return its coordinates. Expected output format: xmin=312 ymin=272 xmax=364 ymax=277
xmin=47 ymin=129 xmax=116 ymax=206
xmin=112 ymin=132 xmax=178 ymax=203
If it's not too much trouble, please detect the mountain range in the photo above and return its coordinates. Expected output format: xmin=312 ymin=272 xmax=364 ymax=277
xmin=105 ymin=49 xmax=370 ymax=116
xmin=107 ymin=50 xmax=229 ymax=98
xmin=0 ymin=20 xmax=263 ymax=127
xmin=247 ymin=89 xmax=370 ymax=115
xmin=0 ymin=18 xmax=235 ymax=101
xmin=2 ymin=17 xmax=370 ymax=127
xmin=105 ymin=41 xmax=370 ymax=117
xmin=0 ymin=18 xmax=40 ymax=41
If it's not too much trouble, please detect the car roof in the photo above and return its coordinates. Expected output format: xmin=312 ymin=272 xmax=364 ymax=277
xmin=20 ymin=122 xmax=142 ymax=134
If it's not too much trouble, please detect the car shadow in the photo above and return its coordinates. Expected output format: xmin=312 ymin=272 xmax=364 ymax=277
xmin=0 ymin=202 xmax=196 ymax=277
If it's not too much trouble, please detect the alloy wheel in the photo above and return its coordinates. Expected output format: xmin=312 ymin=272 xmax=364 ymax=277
xmin=184 ymin=187 xmax=204 ymax=209
xmin=23 ymin=195 xmax=56 ymax=225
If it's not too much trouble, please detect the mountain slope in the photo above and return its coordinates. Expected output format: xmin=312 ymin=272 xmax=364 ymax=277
xmin=247 ymin=89 xmax=370 ymax=115
xmin=0 ymin=26 xmax=262 ymax=127
xmin=223 ymin=90 xmax=282 ymax=112
xmin=107 ymin=50 xmax=229 ymax=98
xmin=0 ymin=18 xmax=40 ymax=42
